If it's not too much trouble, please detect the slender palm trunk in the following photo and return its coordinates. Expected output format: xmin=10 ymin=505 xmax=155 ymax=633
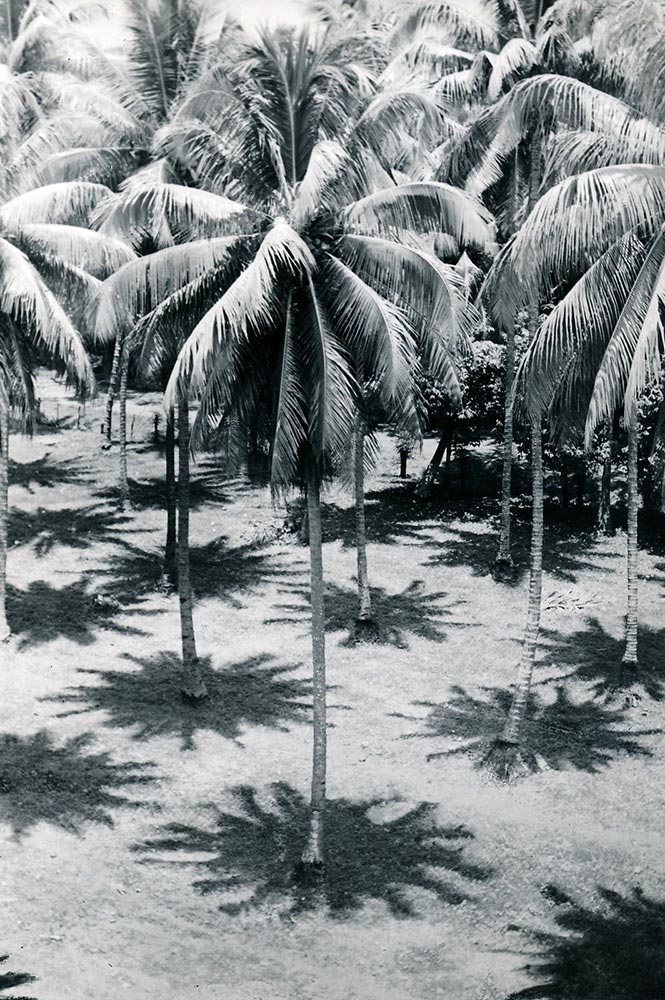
xmin=598 ymin=421 xmax=613 ymax=534
xmin=160 ymin=407 xmax=177 ymax=591
xmin=495 ymin=323 xmax=516 ymax=568
xmin=178 ymin=395 xmax=207 ymax=701
xmin=503 ymin=419 xmax=544 ymax=745
xmin=621 ymin=424 xmax=639 ymax=676
xmin=118 ymin=341 xmax=130 ymax=510
xmin=104 ymin=335 xmax=122 ymax=445
xmin=418 ymin=418 xmax=452 ymax=494
xmin=354 ymin=421 xmax=371 ymax=621
xmin=0 ymin=403 xmax=10 ymax=641
xmin=301 ymin=472 xmax=327 ymax=868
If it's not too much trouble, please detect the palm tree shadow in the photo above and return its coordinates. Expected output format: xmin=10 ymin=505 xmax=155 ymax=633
xmin=268 ymin=579 xmax=477 ymax=648
xmin=48 ymin=653 xmax=312 ymax=751
xmin=189 ymin=539 xmax=302 ymax=606
xmin=135 ymin=783 xmax=491 ymax=918
xmin=318 ymin=486 xmax=444 ymax=549
xmin=8 ymin=503 xmax=144 ymax=556
xmin=0 ymin=953 xmax=36 ymax=998
xmin=541 ymin=618 xmax=665 ymax=700
xmin=425 ymin=518 xmax=619 ymax=587
xmin=9 ymin=452 xmax=86 ymax=492
xmin=7 ymin=578 xmax=154 ymax=649
xmin=403 ymin=685 xmax=659 ymax=773
xmin=507 ymin=885 xmax=665 ymax=998
xmin=96 ymin=466 xmax=233 ymax=512
xmin=0 ymin=731 xmax=156 ymax=838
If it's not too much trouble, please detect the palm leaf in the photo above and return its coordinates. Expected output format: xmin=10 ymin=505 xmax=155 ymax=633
xmin=0 ymin=181 xmax=112 ymax=228
xmin=343 ymin=181 xmax=494 ymax=249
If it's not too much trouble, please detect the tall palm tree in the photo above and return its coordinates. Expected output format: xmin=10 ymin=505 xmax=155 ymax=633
xmin=97 ymin=26 xmax=491 ymax=865
xmin=0 ymin=178 xmax=130 ymax=637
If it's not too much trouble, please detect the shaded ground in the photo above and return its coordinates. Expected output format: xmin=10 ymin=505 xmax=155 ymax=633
xmin=3 ymin=377 xmax=665 ymax=1000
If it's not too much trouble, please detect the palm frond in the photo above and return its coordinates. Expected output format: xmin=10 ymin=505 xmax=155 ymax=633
xmin=516 ymin=232 xmax=647 ymax=420
xmin=12 ymin=224 xmax=136 ymax=278
xmin=586 ymin=226 xmax=665 ymax=441
xmin=0 ymin=181 xmax=112 ymax=228
xmin=395 ymin=0 xmax=501 ymax=49
xmin=166 ymin=222 xmax=314 ymax=406
xmin=343 ymin=181 xmax=494 ymax=249
xmin=291 ymin=140 xmax=350 ymax=230
xmin=94 ymin=235 xmax=251 ymax=343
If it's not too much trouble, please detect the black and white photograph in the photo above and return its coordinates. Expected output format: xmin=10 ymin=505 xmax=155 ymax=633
xmin=1 ymin=0 xmax=664 ymax=996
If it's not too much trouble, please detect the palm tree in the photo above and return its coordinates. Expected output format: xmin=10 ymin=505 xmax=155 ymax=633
xmin=0 ymin=177 xmax=130 ymax=637
xmin=396 ymin=0 xmax=611 ymax=571
xmin=96 ymin=26 xmax=490 ymax=864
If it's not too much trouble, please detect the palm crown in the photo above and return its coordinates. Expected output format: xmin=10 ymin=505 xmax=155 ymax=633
xmin=95 ymin=26 xmax=493 ymax=487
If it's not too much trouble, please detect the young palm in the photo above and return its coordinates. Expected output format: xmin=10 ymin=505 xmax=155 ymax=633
xmin=97 ymin=26 xmax=491 ymax=865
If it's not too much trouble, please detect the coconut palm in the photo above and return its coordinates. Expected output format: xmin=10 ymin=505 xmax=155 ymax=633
xmin=95 ymin=26 xmax=491 ymax=863
xmin=0 ymin=176 xmax=133 ymax=638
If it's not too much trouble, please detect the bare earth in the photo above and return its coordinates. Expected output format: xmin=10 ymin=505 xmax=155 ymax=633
xmin=2 ymin=375 xmax=664 ymax=1000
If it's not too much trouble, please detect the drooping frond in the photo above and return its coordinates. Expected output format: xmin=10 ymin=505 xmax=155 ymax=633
xmin=487 ymin=37 xmax=537 ymax=100
xmin=544 ymin=127 xmax=665 ymax=185
xmin=271 ymin=295 xmax=309 ymax=485
xmin=166 ymin=222 xmax=315 ymax=406
xmin=325 ymin=254 xmax=416 ymax=405
xmin=506 ymin=165 xmax=665 ymax=302
xmin=395 ymin=0 xmax=501 ymax=50
xmin=516 ymin=232 xmax=647 ymax=420
xmin=12 ymin=224 xmax=136 ymax=278
xmin=0 ymin=236 xmax=93 ymax=390
xmin=96 ymin=182 xmax=257 ymax=246
xmin=586 ymin=226 xmax=665 ymax=441
xmin=299 ymin=274 xmax=358 ymax=469
xmin=338 ymin=232 xmax=475 ymax=355
xmin=343 ymin=181 xmax=494 ymax=249
xmin=291 ymin=140 xmax=350 ymax=230
xmin=94 ymin=235 xmax=250 ymax=342
xmin=0 ymin=182 xmax=112 ymax=228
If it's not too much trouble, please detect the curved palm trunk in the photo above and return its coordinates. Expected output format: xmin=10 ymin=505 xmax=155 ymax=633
xmin=354 ymin=421 xmax=371 ymax=622
xmin=621 ymin=424 xmax=639 ymax=678
xmin=495 ymin=323 xmax=516 ymax=569
xmin=301 ymin=472 xmax=327 ymax=868
xmin=0 ymin=403 xmax=9 ymax=641
xmin=160 ymin=406 xmax=177 ymax=591
xmin=503 ymin=419 xmax=544 ymax=746
xmin=118 ymin=340 xmax=130 ymax=511
xmin=178 ymin=395 xmax=207 ymax=701
xmin=104 ymin=335 xmax=122 ymax=445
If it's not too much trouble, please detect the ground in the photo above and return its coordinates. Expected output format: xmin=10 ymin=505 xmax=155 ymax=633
xmin=1 ymin=375 xmax=665 ymax=1000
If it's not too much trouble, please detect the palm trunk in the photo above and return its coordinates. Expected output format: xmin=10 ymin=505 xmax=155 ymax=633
xmin=503 ymin=419 xmax=544 ymax=745
xmin=104 ymin=335 xmax=122 ymax=445
xmin=354 ymin=421 xmax=372 ymax=622
xmin=418 ymin=419 xmax=452 ymax=495
xmin=495 ymin=323 xmax=516 ymax=568
xmin=301 ymin=472 xmax=327 ymax=868
xmin=0 ymin=402 xmax=10 ymax=641
xmin=178 ymin=395 xmax=207 ymax=701
xmin=621 ymin=424 xmax=639 ymax=676
xmin=118 ymin=340 xmax=130 ymax=510
xmin=399 ymin=449 xmax=408 ymax=478
xmin=160 ymin=407 xmax=177 ymax=591
xmin=597 ymin=422 xmax=613 ymax=534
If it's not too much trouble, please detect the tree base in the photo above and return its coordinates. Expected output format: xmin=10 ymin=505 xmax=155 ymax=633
xmin=603 ymin=659 xmax=641 ymax=707
xmin=350 ymin=617 xmax=381 ymax=644
xmin=181 ymin=683 xmax=208 ymax=704
xmin=480 ymin=738 xmax=539 ymax=782
xmin=159 ymin=572 xmax=177 ymax=595
xmin=491 ymin=555 xmax=516 ymax=583
xmin=292 ymin=858 xmax=325 ymax=887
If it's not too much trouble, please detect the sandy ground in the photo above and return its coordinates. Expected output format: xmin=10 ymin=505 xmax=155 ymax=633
xmin=1 ymin=375 xmax=665 ymax=1000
